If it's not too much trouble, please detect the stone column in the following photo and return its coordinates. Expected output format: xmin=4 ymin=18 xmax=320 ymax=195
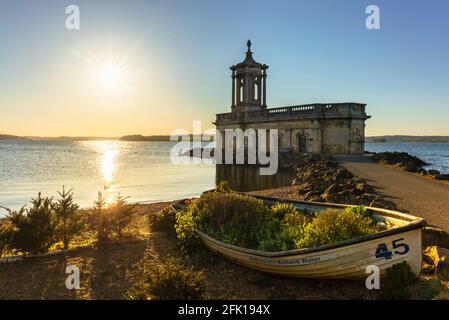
xmin=262 ymin=70 xmax=267 ymax=108
xmin=231 ymin=71 xmax=236 ymax=109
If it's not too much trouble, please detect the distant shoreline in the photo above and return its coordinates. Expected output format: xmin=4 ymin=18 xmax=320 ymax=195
xmin=0 ymin=134 xmax=211 ymax=142
xmin=366 ymin=136 xmax=449 ymax=143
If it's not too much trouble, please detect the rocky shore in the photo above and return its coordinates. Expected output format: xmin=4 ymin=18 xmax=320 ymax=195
xmin=290 ymin=156 xmax=396 ymax=209
xmin=372 ymin=152 xmax=449 ymax=181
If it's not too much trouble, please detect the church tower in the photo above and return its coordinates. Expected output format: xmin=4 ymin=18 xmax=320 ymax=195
xmin=230 ymin=40 xmax=269 ymax=113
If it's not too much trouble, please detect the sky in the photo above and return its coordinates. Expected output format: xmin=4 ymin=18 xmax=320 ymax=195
xmin=0 ymin=0 xmax=449 ymax=137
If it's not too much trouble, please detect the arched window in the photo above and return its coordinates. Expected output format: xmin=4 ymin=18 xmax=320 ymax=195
xmin=297 ymin=133 xmax=307 ymax=153
xmin=254 ymin=77 xmax=259 ymax=101
xmin=239 ymin=79 xmax=244 ymax=103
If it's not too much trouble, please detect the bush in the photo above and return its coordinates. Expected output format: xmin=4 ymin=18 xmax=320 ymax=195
xmin=177 ymin=190 xmax=376 ymax=253
xmin=150 ymin=207 xmax=176 ymax=233
xmin=295 ymin=207 xmax=376 ymax=249
xmin=134 ymin=256 xmax=205 ymax=300
xmin=380 ymin=262 xmax=417 ymax=300
xmin=270 ymin=202 xmax=300 ymax=221
xmin=7 ymin=193 xmax=56 ymax=254
xmin=54 ymin=186 xmax=84 ymax=249
xmin=176 ymin=191 xmax=269 ymax=249
xmin=110 ymin=194 xmax=135 ymax=239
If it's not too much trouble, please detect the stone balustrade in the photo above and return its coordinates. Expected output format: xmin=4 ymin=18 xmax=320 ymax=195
xmin=216 ymin=103 xmax=368 ymax=124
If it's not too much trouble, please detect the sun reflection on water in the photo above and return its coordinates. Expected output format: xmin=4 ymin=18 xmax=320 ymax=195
xmin=86 ymin=141 xmax=120 ymax=205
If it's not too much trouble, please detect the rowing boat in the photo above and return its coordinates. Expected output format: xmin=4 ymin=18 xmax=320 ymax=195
xmin=177 ymin=194 xmax=426 ymax=279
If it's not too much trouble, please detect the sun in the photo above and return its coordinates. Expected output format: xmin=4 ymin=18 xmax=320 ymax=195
xmin=94 ymin=62 xmax=127 ymax=92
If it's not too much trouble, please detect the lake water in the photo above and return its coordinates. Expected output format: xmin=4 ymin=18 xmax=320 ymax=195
xmin=365 ymin=142 xmax=449 ymax=174
xmin=2 ymin=140 xmax=447 ymax=216
xmin=0 ymin=140 xmax=292 ymax=215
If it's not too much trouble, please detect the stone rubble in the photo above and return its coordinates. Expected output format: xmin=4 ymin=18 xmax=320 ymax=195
xmin=290 ymin=156 xmax=396 ymax=209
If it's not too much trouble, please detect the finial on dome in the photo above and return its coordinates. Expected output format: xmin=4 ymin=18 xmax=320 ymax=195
xmin=246 ymin=40 xmax=252 ymax=53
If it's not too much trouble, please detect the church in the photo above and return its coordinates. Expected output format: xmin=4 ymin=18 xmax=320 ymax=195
xmin=214 ymin=41 xmax=370 ymax=155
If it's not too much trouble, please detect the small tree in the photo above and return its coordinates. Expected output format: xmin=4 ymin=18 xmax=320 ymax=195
xmin=54 ymin=186 xmax=84 ymax=249
xmin=89 ymin=192 xmax=112 ymax=243
xmin=111 ymin=194 xmax=135 ymax=239
xmin=0 ymin=222 xmax=11 ymax=257
xmin=7 ymin=193 xmax=56 ymax=254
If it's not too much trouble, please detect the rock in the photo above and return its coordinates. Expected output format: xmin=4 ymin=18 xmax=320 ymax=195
xmin=403 ymin=162 xmax=419 ymax=172
xmin=322 ymin=183 xmax=340 ymax=196
xmin=423 ymin=227 xmax=449 ymax=248
xmin=423 ymin=246 xmax=449 ymax=280
xmin=376 ymin=222 xmax=388 ymax=231
xmin=420 ymin=169 xmax=428 ymax=176
xmin=372 ymin=152 xmax=428 ymax=170
xmin=355 ymin=182 xmax=367 ymax=192
xmin=394 ymin=162 xmax=405 ymax=168
xmin=428 ymin=169 xmax=440 ymax=176
xmin=333 ymin=169 xmax=353 ymax=182
xmin=434 ymin=174 xmax=449 ymax=181
xmin=436 ymin=257 xmax=449 ymax=281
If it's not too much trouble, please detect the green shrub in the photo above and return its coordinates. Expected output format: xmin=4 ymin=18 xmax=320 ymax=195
xmin=7 ymin=193 xmax=56 ymax=254
xmin=296 ymin=207 xmax=376 ymax=249
xmin=380 ymin=262 xmax=417 ymax=300
xmin=216 ymin=181 xmax=232 ymax=193
xmin=176 ymin=191 xmax=269 ymax=249
xmin=110 ymin=194 xmax=135 ymax=239
xmin=150 ymin=207 xmax=176 ymax=233
xmin=177 ymin=191 xmax=376 ymax=253
xmin=136 ymin=256 xmax=205 ymax=300
xmin=54 ymin=186 xmax=84 ymax=249
xmin=270 ymin=202 xmax=300 ymax=221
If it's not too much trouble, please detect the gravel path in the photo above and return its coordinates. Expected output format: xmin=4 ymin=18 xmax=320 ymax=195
xmin=336 ymin=155 xmax=449 ymax=231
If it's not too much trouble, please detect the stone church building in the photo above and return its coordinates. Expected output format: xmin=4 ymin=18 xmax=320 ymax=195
xmin=214 ymin=41 xmax=370 ymax=155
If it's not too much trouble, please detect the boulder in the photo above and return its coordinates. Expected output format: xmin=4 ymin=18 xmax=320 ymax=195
xmin=436 ymin=257 xmax=449 ymax=281
xmin=423 ymin=246 xmax=449 ymax=281
xmin=423 ymin=227 xmax=449 ymax=248
xmin=434 ymin=174 xmax=449 ymax=181
xmin=420 ymin=169 xmax=428 ymax=176
xmin=333 ymin=169 xmax=353 ymax=182
xmin=428 ymin=169 xmax=440 ymax=176
xmin=403 ymin=162 xmax=419 ymax=172
xmin=355 ymin=182 xmax=367 ymax=192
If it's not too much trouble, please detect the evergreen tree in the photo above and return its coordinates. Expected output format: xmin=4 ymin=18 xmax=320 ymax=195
xmin=111 ymin=194 xmax=135 ymax=239
xmin=90 ymin=191 xmax=111 ymax=242
xmin=0 ymin=222 xmax=11 ymax=257
xmin=54 ymin=186 xmax=83 ymax=249
xmin=7 ymin=193 xmax=56 ymax=254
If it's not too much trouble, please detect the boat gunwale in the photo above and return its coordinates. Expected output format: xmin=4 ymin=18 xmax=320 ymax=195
xmin=189 ymin=194 xmax=427 ymax=258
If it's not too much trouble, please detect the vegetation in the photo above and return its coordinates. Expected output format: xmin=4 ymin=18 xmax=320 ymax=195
xmin=89 ymin=192 xmax=111 ymax=242
xmin=111 ymin=194 xmax=136 ymax=239
xmin=6 ymin=194 xmax=56 ymax=254
xmin=175 ymin=187 xmax=376 ymax=252
xmin=54 ymin=187 xmax=84 ymax=249
xmin=0 ymin=223 xmax=11 ymax=256
xmin=380 ymin=262 xmax=417 ymax=300
xmin=296 ymin=206 xmax=375 ymax=248
xmin=149 ymin=206 xmax=176 ymax=233
xmin=0 ymin=188 xmax=136 ymax=257
xmin=129 ymin=256 xmax=205 ymax=300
